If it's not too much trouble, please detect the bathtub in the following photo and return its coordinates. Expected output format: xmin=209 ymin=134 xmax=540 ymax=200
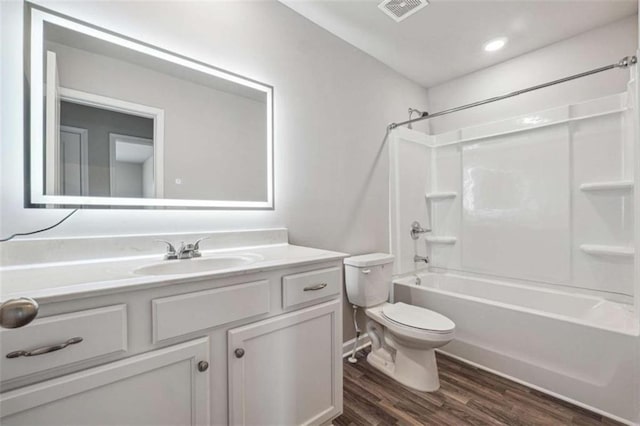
xmin=393 ymin=271 xmax=640 ymax=424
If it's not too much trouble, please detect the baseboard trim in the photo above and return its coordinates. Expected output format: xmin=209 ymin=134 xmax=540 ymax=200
xmin=436 ymin=349 xmax=638 ymax=426
xmin=342 ymin=334 xmax=371 ymax=358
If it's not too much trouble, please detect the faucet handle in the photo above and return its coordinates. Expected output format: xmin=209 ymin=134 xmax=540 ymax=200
xmin=191 ymin=237 xmax=209 ymax=258
xmin=191 ymin=237 xmax=210 ymax=257
xmin=155 ymin=240 xmax=178 ymax=260
xmin=410 ymin=221 xmax=431 ymax=240
xmin=193 ymin=236 xmax=209 ymax=251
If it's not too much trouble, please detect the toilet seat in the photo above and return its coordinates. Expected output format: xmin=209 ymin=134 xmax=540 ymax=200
xmin=382 ymin=302 xmax=454 ymax=334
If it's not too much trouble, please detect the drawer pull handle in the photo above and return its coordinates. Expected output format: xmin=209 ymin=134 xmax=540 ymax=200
xmin=303 ymin=283 xmax=328 ymax=291
xmin=6 ymin=337 xmax=83 ymax=359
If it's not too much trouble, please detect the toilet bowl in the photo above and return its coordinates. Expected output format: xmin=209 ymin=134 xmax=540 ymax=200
xmin=344 ymin=253 xmax=455 ymax=392
xmin=365 ymin=302 xmax=454 ymax=392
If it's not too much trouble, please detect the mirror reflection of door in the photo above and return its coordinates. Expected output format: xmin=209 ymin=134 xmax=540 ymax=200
xmin=109 ymin=134 xmax=154 ymax=198
xmin=58 ymin=98 xmax=158 ymax=198
xmin=59 ymin=126 xmax=89 ymax=196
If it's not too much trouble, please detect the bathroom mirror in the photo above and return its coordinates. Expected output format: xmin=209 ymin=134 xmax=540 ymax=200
xmin=28 ymin=7 xmax=273 ymax=209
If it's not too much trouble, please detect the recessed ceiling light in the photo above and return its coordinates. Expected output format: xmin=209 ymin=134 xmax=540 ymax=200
xmin=484 ymin=37 xmax=507 ymax=52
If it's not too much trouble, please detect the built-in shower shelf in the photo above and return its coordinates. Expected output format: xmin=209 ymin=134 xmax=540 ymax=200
xmin=579 ymin=180 xmax=633 ymax=192
xmin=580 ymin=244 xmax=634 ymax=257
xmin=425 ymin=236 xmax=457 ymax=244
xmin=425 ymin=192 xmax=457 ymax=201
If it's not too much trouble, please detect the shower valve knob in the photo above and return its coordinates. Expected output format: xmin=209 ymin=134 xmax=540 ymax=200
xmin=234 ymin=348 xmax=245 ymax=358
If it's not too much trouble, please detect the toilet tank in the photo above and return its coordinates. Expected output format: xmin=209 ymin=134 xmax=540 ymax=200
xmin=344 ymin=253 xmax=395 ymax=307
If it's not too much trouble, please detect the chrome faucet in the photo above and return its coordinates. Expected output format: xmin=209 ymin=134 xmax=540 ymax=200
xmin=156 ymin=237 xmax=209 ymax=260
xmin=176 ymin=240 xmax=201 ymax=259
xmin=414 ymin=254 xmax=429 ymax=264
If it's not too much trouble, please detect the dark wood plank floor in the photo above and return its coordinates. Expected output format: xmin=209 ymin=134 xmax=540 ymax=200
xmin=335 ymin=348 xmax=623 ymax=426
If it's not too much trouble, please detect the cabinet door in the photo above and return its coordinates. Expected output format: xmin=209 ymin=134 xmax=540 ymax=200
xmin=1 ymin=338 xmax=210 ymax=426
xmin=228 ymin=299 xmax=342 ymax=426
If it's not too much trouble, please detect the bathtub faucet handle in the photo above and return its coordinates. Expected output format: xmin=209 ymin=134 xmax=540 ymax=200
xmin=410 ymin=221 xmax=431 ymax=240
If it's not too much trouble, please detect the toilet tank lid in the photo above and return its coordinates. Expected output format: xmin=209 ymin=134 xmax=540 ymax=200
xmin=344 ymin=253 xmax=395 ymax=267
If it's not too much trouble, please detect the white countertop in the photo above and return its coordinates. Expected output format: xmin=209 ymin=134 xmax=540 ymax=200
xmin=0 ymin=244 xmax=348 ymax=303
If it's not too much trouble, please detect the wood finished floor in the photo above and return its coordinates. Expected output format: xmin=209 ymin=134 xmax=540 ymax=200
xmin=335 ymin=348 xmax=623 ymax=426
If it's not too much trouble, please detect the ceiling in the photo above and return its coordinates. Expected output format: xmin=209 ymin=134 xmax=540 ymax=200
xmin=279 ymin=0 xmax=638 ymax=88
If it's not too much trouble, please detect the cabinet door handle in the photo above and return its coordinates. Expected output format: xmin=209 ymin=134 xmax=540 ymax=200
xmin=0 ymin=297 xmax=39 ymax=329
xmin=6 ymin=337 xmax=83 ymax=359
xmin=303 ymin=283 xmax=327 ymax=291
xmin=234 ymin=348 xmax=245 ymax=358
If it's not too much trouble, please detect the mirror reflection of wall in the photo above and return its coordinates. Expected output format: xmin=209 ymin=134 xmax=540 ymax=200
xmin=59 ymin=101 xmax=154 ymax=198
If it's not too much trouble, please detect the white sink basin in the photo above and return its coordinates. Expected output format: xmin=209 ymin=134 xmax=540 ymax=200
xmin=134 ymin=254 xmax=262 ymax=276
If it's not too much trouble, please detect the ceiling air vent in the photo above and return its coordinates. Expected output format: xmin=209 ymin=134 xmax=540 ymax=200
xmin=378 ymin=0 xmax=429 ymax=22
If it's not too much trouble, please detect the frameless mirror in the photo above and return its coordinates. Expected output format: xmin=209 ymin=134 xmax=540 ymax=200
xmin=29 ymin=7 xmax=273 ymax=209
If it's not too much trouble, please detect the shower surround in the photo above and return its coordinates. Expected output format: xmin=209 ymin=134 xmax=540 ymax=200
xmin=388 ymin=81 xmax=639 ymax=423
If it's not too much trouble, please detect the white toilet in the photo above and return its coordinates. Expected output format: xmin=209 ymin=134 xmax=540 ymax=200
xmin=344 ymin=253 xmax=455 ymax=392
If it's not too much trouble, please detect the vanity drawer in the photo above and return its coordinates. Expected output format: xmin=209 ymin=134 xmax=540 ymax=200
xmin=0 ymin=305 xmax=128 ymax=382
xmin=282 ymin=267 xmax=341 ymax=309
xmin=152 ymin=280 xmax=270 ymax=342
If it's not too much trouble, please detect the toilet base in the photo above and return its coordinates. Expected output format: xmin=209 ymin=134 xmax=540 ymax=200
xmin=367 ymin=344 xmax=440 ymax=392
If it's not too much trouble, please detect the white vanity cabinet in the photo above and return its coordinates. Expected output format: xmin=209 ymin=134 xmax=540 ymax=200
xmin=0 ymin=255 xmax=345 ymax=426
xmin=0 ymin=338 xmax=210 ymax=426
xmin=228 ymin=299 xmax=342 ymax=426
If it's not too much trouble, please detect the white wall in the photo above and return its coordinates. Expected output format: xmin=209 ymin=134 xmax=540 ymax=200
xmin=427 ymin=16 xmax=638 ymax=134
xmin=0 ymin=0 xmax=429 ymax=341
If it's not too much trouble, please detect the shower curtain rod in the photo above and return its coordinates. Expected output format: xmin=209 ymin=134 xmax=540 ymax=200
xmin=388 ymin=55 xmax=638 ymax=130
